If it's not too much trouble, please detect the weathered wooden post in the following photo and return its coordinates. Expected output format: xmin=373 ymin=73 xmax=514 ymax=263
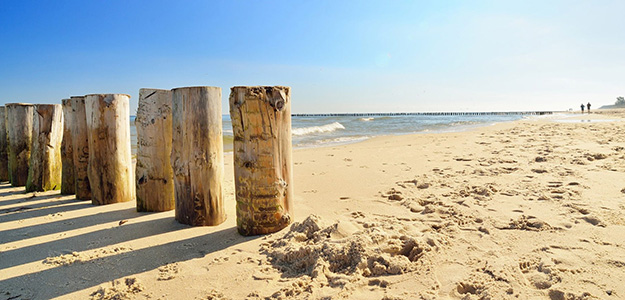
xmin=229 ymin=86 xmax=293 ymax=236
xmin=171 ymin=86 xmax=225 ymax=226
xmin=70 ymin=96 xmax=91 ymax=200
xmin=0 ymin=107 xmax=8 ymax=182
xmin=85 ymin=94 xmax=135 ymax=205
xmin=60 ymin=99 xmax=75 ymax=194
xmin=6 ymin=103 xmax=34 ymax=186
xmin=26 ymin=104 xmax=64 ymax=192
xmin=135 ymin=88 xmax=174 ymax=212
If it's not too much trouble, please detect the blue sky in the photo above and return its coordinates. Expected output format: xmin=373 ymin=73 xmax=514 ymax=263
xmin=1 ymin=0 xmax=623 ymax=114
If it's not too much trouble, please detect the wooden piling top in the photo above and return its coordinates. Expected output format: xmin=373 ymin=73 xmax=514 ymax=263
xmin=6 ymin=103 xmax=34 ymax=107
xmin=231 ymin=85 xmax=290 ymax=89
xmin=84 ymin=94 xmax=131 ymax=98
xmin=171 ymin=86 xmax=220 ymax=91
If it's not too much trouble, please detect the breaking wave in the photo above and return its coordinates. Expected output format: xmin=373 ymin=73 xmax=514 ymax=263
xmin=292 ymin=122 xmax=345 ymax=136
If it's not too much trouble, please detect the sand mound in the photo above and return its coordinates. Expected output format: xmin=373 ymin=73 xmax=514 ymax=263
xmin=262 ymin=214 xmax=440 ymax=283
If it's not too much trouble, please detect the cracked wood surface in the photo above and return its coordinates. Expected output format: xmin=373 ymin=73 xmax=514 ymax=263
xmin=135 ymin=88 xmax=174 ymax=212
xmin=229 ymin=86 xmax=293 ymax=236
xmin=0 ymin=106 xmax=8 ymax=181
xmin=70 ymin=96 xmax=92 ymax=200
xmin=6 ymin=103 xmax=34 ymax=187
xmin=85 ymin=94 xmax=135 ymax=205
xmin=171 ymin=86 xmax=225 ymax=226
xmin=61 ymin=99 xmax=75 ymax=195
xmin=26 ymin=104 xmax=63 ymax=192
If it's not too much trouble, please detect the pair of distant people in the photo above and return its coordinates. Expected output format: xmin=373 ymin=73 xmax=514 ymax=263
xmin=580 ymin=102 xmax=591 ymax=113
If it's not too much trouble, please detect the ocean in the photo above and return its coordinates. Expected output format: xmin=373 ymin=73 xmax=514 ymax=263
xmin=130 ymin=113 xmax=526 ymax=155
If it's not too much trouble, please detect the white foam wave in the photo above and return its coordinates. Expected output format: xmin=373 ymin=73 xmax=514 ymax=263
xmin=292 ymin=122 xmax=345 ymax=136
xmin=359 ymin=117 xmax=374 ymax=121
xmin=295 ymin=136 xmax=369 ymax=148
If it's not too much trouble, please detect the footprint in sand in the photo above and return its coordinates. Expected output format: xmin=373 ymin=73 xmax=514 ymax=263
xmin=580 ymin=215 xmax=605 ymax=227
xmin=351 ymin=211 xmax=365 ymax=218
xmin=158 ymin=263 xmax=180 ymax=281
xmin=518 ymin=257 xmax=562 ymax=291
xmin=501 ymin=215 xmax=552 ymax=232
xmin=204 ymin=289 xmax=230 ymax=300
xmin=90 ymin=277 xmax=148 ymax=300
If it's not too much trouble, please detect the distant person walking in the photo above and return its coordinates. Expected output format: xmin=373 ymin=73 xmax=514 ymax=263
xmin=587 ymin=102 xmax=591 ymax=113
xmin=581 ymin=103 xmax=585 ymax=113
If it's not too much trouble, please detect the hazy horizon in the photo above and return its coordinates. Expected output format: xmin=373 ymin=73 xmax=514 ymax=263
xmin=1 ymin=1 xmax=623 ymax=114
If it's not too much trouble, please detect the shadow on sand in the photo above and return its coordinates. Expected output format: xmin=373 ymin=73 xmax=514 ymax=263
xmin=0 ymin=182 xmax=259 ymax=299
xmin=0 ymin=226 xmax=258 ymax=299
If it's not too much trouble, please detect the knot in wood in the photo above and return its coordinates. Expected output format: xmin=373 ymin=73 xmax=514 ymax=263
xmin=103 ymin=95 xmax=115 ymax=107
xmin=279 ymin=213 xmax=291 ymax=226
xmin=268 ymin=89 xmax=287 ymax=112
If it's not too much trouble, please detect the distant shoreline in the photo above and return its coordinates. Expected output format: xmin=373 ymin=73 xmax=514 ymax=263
xmin=291 ymin=111 xmax=554 ymax=117
xmin=130 ymin=111 xmax=558 ymax=119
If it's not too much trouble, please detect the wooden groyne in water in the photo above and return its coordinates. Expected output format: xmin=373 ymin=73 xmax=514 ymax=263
xmin=292 ymin=111 xmax=554 ymax=117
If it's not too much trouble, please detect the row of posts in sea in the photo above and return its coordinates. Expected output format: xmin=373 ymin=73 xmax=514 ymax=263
xmin=292 ymin=111 xmax=554 ymax=117
xmin=0 ymin=86 xmax=292 ymax=236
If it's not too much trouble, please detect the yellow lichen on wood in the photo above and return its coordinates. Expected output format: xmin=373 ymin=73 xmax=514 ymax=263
xmin=26 ymin=104 xmax=64 ymax=192
xmin=229 ymin=86 xmax=293 ymax=236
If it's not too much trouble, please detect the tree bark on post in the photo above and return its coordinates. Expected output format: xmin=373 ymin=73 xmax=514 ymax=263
xmin=171 ymin=86 xmax=225 ymax=226
xmin=0 ymin=107 xmax=9 ymax=182
xmin=85 ymin=94 xmax=135 ymax=205
xmin=26 ymin=104 xmax=64 ymax=192
xmin=135 ymin=88 xmax=174 ymax=212
xmin=6 ymin=103 xmax=34 ymax=187
xmin=229 ymin=86 xmax=293 ymax=236
xmin=71 ymin=96 xmax=91 ymax=200
xmin=61 ymin=99 xmax=75 ymax=194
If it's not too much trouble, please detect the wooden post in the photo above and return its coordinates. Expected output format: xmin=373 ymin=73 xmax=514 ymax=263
xmin=85 ymin=94 xmax=135 ymax=205
xmin=0 ymin=107 xmax=8 ymax=182
xmin=229 ymin=86 xmax=293 ymax=236
xmin=6 ymin=103 xmax=34 ymax=187
xmin=26 ymin=104 xmax=64 ymax=192
xmin=135 ymin=88 xmax=174 ymax=212
xmin=61 ymin=99 xmax=75 ymax=194
xmin=171 ymin=86 xmax=225 ymax=226
xmin=70 ymin=96 xmax=91 ymax=200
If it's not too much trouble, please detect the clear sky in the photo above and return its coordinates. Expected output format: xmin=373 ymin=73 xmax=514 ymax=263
xmin=1 ymin=0 xmax=623 ymax=114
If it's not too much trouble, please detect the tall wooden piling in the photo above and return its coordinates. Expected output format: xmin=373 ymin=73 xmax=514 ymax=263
xmin=135 ymin=88 xmax=174 ymax=212
xmin=70 ymin=96 xmax=91 ymax=200
xmin=0 ymin=107 xmax=8 ymax=182
xmin=171 ymin=86 xmax=225 ymax=226
xmin=61 ymin=99 xmax=75 ymax=194
xmin=26 ymin=104 xmax=64 ymax=192
xmin=85 ymin=94 xmax=134 ymax=205
xmin=229 ymin=86 xmax=293 ymax=235
xmin=6 ymin=103 xmax=34 ymax=186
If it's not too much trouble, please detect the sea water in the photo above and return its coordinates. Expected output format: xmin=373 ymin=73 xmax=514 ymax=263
xmin=130 ymin=114 xmax=523 ymax=155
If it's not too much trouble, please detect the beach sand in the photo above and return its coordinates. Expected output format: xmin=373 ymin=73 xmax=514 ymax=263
xmin=1 ymin=110 xmax=624 ymax=300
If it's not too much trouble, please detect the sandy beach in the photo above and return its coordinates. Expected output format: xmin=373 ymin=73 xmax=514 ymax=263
xmin=1 ymin=109 xmax=624 ymax=300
